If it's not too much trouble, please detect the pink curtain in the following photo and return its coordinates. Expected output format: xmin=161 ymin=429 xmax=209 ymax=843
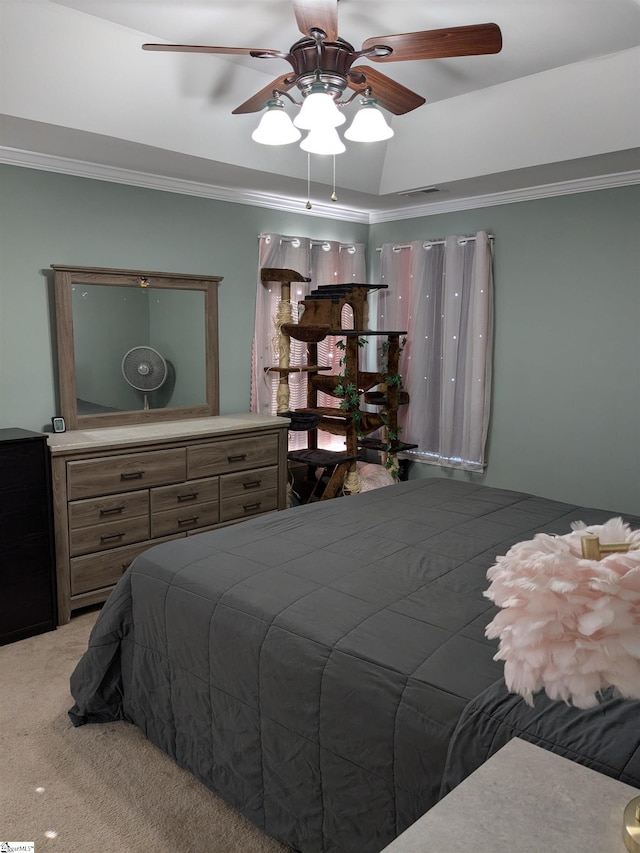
xmin=378 ymin=232 xmax=493 ymax=471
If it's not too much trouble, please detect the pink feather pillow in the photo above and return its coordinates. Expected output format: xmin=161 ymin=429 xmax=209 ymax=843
xmin=484 ymin=518 xmax=640 ymax=708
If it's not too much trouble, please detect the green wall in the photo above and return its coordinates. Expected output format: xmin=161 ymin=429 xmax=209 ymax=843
xmin=1 ymin=164 xmax=638 ymax=514
xmin=369 ymin=185 xmax=640 ymax=515
xmin=0 ymin=164 xmax=367 ymax=428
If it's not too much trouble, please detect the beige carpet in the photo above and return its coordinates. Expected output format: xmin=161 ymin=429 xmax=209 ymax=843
xmin=0 ymin=609 xmax=290 ymax=853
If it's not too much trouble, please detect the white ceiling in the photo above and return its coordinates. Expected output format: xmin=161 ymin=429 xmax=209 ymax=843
xmin=1 ymin=0 xmax=639 ymax=218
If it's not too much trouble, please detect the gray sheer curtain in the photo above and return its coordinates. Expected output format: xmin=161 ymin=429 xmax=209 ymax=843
xmin=378 ymin=232 xmax=493 ymax=471
xmin=251 ymin=233 xmax=366 ymax=450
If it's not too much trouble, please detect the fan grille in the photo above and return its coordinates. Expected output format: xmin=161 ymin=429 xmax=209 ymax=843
xmin=122 ymin=346 xmax=167 ymax=392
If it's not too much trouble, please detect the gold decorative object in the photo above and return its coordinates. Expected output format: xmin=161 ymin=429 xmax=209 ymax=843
xmin=624 ymin=796 xmax=640 ymax=852
xmin=580 ymin=534 xmax=637 ymax=561
xmin=581 ymin=534 xmax=640 ymax=851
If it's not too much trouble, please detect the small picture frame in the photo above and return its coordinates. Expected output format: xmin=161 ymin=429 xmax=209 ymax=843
xmin=51 ymin=416 xmax=66 ymax=433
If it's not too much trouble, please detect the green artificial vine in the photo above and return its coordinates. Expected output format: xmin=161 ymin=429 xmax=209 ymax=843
xmin=334 ymin=338 xmax=367 ymax=435
xmin=380 ymin=336 xmax=407 ymax=392
xmin=378 ymin=336 xmax=408 ymax=479
xmin=332 ymin=335 xmax=408 ymax=479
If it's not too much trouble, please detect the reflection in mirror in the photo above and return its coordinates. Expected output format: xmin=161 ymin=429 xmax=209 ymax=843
xmin=52 ymin=266 xmax=221 ymax=430
xmin=72 ymin=285 xmax=206 ymax=415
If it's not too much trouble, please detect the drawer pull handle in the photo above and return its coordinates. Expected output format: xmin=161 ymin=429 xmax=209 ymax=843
xmin=99 ymin=505 xmax=126 ymax=516
xmin=177 ymin=492 xmax=198 ymax=503
xmin=100 ymin=531 xmax=125 ymax=542
xmin=242 ymin=480 xmax=261 ymax=490
xmin=178 ymin=516 xmax=199 ymax=526
xmin=227 ymin=453 xmax=247 ymax=463
xmin=243 ymin=502 xmax=262 ymax=512
xmin=120 ymin=470 xmax=144 ymax=480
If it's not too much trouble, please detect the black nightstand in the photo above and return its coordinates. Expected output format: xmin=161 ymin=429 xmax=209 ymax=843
xmin=0 ymin=428 xmax=57 ymax=643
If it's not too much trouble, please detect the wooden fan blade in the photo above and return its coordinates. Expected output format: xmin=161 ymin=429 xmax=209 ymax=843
xmin=291 ymin=0 xmax=338 ymax=41
xmin=362 ymin=23 xmax=502 ymax=62
xmin=232 ymin=74 xmax=297 ymax=114
xmin=348 ymin=66 xmax=425 ymax=115
xmin=142 ymin=43 xmax=284 ymax=57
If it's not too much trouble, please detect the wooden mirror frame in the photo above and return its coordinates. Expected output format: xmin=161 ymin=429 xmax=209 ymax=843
xmin=52 ymin=265 xmax=221 ymax=430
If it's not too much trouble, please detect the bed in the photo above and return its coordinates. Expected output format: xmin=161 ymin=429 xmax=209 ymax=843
xmin=68 ymin=478 xmax=640 ymax=852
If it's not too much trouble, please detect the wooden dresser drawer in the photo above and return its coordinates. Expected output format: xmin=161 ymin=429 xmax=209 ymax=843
xmin=151 ymin=500 xmax=219 ymax=538
xmin=220 ymin=465 xmax=278 ymax=499
xmin=151 ymin=477 xmax=218 ymax=514
xmin=67 ymin=448 xmax=186 ymax=500
xmin=70 ymin=515 xmax=150 ymax=557
xmin=220 ymin=488 xmax=278 ymax=523
xmin=70 ymin=535 xmax=183 ymax=596
xmin=188 ymin=433 xmax=278 ymax=478
xmin=69 ymin=489 xmax=149 ymax=530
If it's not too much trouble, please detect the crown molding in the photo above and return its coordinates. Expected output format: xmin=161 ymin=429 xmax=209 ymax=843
xmin=1 ymin=146 xmax=638 ymax=225
xmin=0 ymin=147 xmax=370 ymax=224
xmin=369 ymin=169 xmax=640 ymax=223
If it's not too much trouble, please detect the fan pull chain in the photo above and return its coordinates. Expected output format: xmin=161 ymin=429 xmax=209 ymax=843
xmin=306 ymin=154 xmax=312 ymax=209
xmin=331 ymin=155 xmax=338 ymax=202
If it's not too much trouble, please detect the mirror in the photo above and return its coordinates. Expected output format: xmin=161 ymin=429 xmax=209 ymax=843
xmin=52 ymin=265 xmax=221 ymax=430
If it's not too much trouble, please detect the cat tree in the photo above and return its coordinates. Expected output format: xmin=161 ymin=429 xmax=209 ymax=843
xmin=261 ymin=267 xmax=415 ymax=500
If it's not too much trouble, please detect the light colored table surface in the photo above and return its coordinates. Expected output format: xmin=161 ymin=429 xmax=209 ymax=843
xmin=381 ymin=737 xmax=639 ymax=853
xmin=46 ymin=413 xmax=289 ymax=453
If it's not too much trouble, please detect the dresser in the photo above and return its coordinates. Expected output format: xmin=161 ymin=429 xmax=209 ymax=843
xmin=49 ymin=414 xmax=290 ymax=624
xmin=0 ymin=428 xmax=57 ymax=643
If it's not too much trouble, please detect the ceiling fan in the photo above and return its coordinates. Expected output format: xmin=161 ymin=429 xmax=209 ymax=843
xmin=142 ymin=0 xmax=503 ymax=118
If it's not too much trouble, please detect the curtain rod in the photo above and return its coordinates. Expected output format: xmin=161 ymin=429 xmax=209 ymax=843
xmin=258 ymin=233 xmax=356 ymax=250
xmin=376 ymin=234 xmax=495 ymax=252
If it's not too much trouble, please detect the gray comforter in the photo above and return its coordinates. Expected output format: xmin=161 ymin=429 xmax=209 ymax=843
xmin=441 ymin=680 xmax=640 ymax=799
xmin=68 ymin=478 xmax=639 ymax=852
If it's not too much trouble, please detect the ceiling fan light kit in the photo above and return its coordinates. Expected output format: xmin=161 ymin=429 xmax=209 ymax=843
xmin=251 ymin=98 xmax=302 ymax=145
xmin=293 ymin=81 xmax=345 ymax=130
xmin=251 ymin=81 xmax=393 ymax=151
xmin=344 ymin=97 xmax=394 ymax=143
xmin=300 ymin=125 xmax=346 ymax=156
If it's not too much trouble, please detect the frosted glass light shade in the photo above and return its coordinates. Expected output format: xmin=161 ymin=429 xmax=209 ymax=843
xmin=251 ymin=103 xmax=301 ymax=145
xmin=294 ymin=88 xmax=345 ymax=130
xmin=300 ymin=126 xmax=346 ymax=155
xmin=344 ymin=104 xmax=394 ymax=142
